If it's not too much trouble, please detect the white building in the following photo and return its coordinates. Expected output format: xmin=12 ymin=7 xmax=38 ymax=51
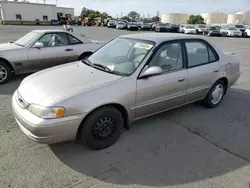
xmin=161 ymin=13 xmax=189 ymax=24
xmin=200 ymin=13 xmax=228 ymax=25
xmin=0 ymin=0 xmax=74 ymax=22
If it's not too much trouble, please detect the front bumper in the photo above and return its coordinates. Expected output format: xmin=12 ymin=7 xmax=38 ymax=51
xmin=12 ymin=91 xmax=84 ymax=144
xmin=228 ymin=32 xmax=242 ymax=37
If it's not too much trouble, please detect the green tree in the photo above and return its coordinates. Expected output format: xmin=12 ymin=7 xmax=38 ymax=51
xmin=187 ymin=15 xmax=205 ymax=24
xmin=121 ymin=16 xmax=130 ymax=22
xmin=128 ymin=11 xmax=140 ymax=21
xmin=152 ymin=16 xmax=160 ymax=22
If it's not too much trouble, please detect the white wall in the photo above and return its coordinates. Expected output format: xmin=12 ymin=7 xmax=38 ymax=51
xmin=227 ymin=14 xmax=243 ymax=24
xmin=200 ymin=13 xmax=228 ymax=25
xmin=0 ymin=1 xmax=57 ymax=21
xmin=161 ymin=13 xmax=189 ymax=24
xmin=236 ymin=11 xmax=250 ymax=25
xmin=0 ymin=1 xmax=74 ymax=21
xmin=56 ymin=7 xmax=74 ymax=17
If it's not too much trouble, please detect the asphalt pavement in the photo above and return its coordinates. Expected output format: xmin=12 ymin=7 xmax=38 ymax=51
xmin=1 ymin=25 xmax=250 ymax=188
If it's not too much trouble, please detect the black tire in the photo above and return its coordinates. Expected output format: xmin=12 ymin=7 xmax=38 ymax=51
xmin=79 ymin=106 xmax=124 ymax=150
xmin=203 ymin=80 xmax=225 ymax=108
xmin=79 ymin=52 xmax=93 ymax=60
xmin=0 ymin=61 xmax=12 ymax=85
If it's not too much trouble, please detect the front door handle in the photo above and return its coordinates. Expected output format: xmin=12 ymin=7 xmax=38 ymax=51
xmin=65 ymin=48 xmax=73 ymax=51
xmin=214 ymin=69 xmax=219 ymax=72
xmin=178 ymin=77 xmax=186 ymax=82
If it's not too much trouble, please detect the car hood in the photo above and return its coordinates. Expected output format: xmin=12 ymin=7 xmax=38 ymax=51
xmin=0 ymin=43 xmax=23 ymax=51
xmin=18 ymin=61 xmax=122 ymax=106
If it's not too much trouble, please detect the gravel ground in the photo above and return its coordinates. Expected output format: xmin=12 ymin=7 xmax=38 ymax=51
xmin=1 ymin=25 xmax=250 ymax=188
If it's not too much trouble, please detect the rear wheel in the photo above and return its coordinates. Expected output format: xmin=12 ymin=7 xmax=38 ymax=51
xmin=203 ymin=80 xmax=225 ymax=108
xmin=79 ymin=106 xmax=124 ymax=150
xmin=0 ymin=61 xmax=12 ymax=85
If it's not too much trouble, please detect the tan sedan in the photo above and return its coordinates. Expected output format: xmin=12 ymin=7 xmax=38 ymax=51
xmin=12 ymin=33 xmax=240 ymax=150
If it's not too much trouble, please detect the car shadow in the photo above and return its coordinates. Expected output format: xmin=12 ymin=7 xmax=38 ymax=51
xmin=49 ymin=88 xmax=250 ymax=186
xmin=0 ymin=74 xmax=30 ymax=95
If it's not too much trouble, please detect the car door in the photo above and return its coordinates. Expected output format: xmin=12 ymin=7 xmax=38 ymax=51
xmin=66 ymin=33 xmax=85 ymax=62
xmin=27 ymin=32 xmax=73 ymax=71
xmin=135 ymin=41 xmax=187 ymax=118
xmin=184 ymin=39 xmax=220 ymax=103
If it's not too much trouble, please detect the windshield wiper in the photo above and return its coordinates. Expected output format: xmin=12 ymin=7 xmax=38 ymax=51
xmin=81 ymin=58 xmax=93 ymax=67
xmin=93 ymin=63 xmax=119 ymax=75
xmin=13 ymin=43 xmax=24 ymax=47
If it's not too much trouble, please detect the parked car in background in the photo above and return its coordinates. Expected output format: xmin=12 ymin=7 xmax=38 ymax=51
xmin=127 ymin=22 xmax=139 ymax=31
xmin=12 ymin=33 xmax=240 ymax=150
xmin=116 ymin=22 xmax=127 ymax=29
xmin=233 ymin=24 xmax=246 ymax=36
xmin=220 ymin=26 xmax=242 ymax=37
xmin=151 ymin=22 xmax=158 ymax=31
xmin=195 ymin=24 xmax=206 ymax=34
xmin=140 ymin=23 xmax=151 ymax=31
xmin=107 ymin=20 xmax=116 ymax=28
xmin=203 ymin=26 xmax=222 ymax=37
xmin=155 ymin=23 xmax=167 ymax=32
xmin=179 ymin=24 xmax=186 ymax=33
xmin=0 ymin=30 xmax=104 ymax=84
xmin=243 ymin=26 xmax=250 ymax=37
xmin=183 ymin=25 xmax=196 ymax=34
xmin=166 ymin=24 xmax=179 ymax=32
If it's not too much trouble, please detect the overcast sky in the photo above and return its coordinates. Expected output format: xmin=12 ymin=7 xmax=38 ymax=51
xmin=28 ymin=0 xmax=249 ymax=17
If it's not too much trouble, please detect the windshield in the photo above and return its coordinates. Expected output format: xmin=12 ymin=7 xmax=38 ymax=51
xmin=186 ymin=25 xmax=195 ymax=29
xmin=198 ymin=25 xmax=206 ymax=28
xmin=209 ymin=27 xmax=217 ymax=30
xmin=228 ymin=27 xmax=237 ymax=30
xmin=88 ymin=37 xmax=155 ymax=76
xmin=171 ymin=24 xmax=178 ymax=27
xmin=129 ymin=22 xmax=137 ymax=25
xmin=158 ymin=24 xmax=165 ymax=26
xmin=235 ymin=25 xmax=245 ymax=28
xmin=14 ymin=31 xmax=41 ymax=47
xmin=118 ymin=22 xmax=125 ymax=25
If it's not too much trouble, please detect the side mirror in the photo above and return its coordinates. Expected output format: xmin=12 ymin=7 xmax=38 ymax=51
xmin=139 ymin=66 xmax=163 ymax=79
xmin=33 ymin=42 xmax=44 ymax=49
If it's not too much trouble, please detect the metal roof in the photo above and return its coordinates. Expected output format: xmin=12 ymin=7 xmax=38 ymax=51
xmin=119 ymin=33 xmax=203 ymax=42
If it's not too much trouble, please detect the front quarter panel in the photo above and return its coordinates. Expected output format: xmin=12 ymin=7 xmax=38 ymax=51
xmin=55 ymin=77 xmax=137 ymax=123
xmin=0 ymin=48 xmax=28 ymax=74
xmin=73 ymin=42 xmax=105 ymax=55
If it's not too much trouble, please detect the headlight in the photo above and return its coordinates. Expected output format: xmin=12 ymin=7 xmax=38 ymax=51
xmin=28 ymin=104 xmax=65 ymax=119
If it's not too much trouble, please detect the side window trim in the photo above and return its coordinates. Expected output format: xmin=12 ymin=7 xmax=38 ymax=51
xmin=137 ymin=39 xmax=186 ymax=79
xmin=67 ymin=34 xmax=83 ymax=45
xmin=34 ymin=32 xmax=70 ymax=48
xmin=183 ymin=39 xmax=219 ymax=69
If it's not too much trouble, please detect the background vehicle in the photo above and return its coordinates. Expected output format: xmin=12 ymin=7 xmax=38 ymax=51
xmin=220 ymin=26 xmax=242 ymax=37
xmin=107 ymin=20 xmax=116 ymax=28
xmin=244 ymin=27 xmax=250 ymax=37
xmin=233 ymin=24 xmax=246 ymax=36
xmin=0 ymin=30 xmax=104 ymax=84
xmin=155 ymin=23 xmax=167 ymax=32
xmin=12 ymin=33 xmax=240 ymax=150
xmin=179 ymin=24 xmax=186 ymax=33
xmin=116 ymin=22 xmax=127 ymax=29
xmin=195 ymin=24 xmax=206 ymax=34
xmin=183 ymin=25 xmax=196 ymax=34
xmin=127 ymin=22 xmax=139 ymax=31
xmin=203 ymin=26 xmax=222 ymax=37
xmin=140 ymin=23 xmax=151 ymax=31
xmin=166 ymin=24 xmax=179 ymax=32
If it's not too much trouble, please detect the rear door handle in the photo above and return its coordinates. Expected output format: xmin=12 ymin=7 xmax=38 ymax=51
xmin=65 ymin=48 xmax=73 ymax=51
xmin=178 ymin=77 xmax=186 ymax=82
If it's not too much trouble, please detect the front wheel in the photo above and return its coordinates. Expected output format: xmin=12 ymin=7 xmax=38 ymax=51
xmin=79 ymin=106 xmax=124 ymax=150
xmin=0 ymin=61 xmax=12 ymax=85
xmin=203 ymin=80 xmax=225 ymax=108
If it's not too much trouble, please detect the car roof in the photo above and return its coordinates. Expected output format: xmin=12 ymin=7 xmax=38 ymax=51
xmin=119 ymin=33 xmax=203 ymax=43
xmin=32 ymin=29 xmax=67 ymax=33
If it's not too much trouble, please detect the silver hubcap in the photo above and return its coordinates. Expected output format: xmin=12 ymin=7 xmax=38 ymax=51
xmin=211 ymin=84 xmax=224 ymax=104
xmin=0 ymin=65 xmax=7 ymax=82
